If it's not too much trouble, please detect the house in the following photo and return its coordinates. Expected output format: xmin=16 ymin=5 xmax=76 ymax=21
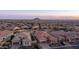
xmin=34 ymin=31 xmax=58 ymax=44
xmin=11 ymin=31 xmax=32 ymax=48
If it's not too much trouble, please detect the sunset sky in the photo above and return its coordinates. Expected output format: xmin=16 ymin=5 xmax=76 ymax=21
xmin=0 ymin=10 xmax=79 ymax=19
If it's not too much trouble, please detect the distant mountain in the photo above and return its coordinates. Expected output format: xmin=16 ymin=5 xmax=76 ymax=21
xmin=0 ymin=15 xmax=79 ymax=20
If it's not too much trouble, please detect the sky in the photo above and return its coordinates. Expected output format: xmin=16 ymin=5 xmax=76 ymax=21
xmin=0 ymin=10 xmax=79 ymax=20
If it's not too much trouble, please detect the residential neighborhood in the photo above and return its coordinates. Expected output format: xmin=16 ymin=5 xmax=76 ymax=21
xmin=0 ymin=20 xmax=79 ymax=49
